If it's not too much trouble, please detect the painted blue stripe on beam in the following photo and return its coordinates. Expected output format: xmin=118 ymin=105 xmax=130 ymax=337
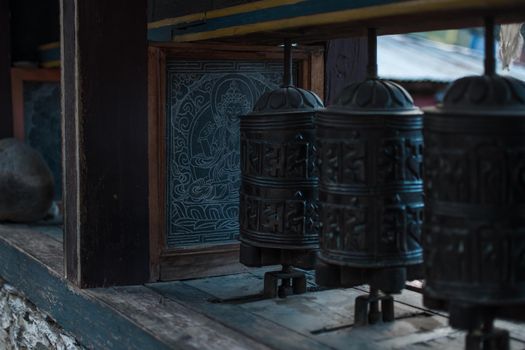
xmin=148 ymin=27 xmax=173 ymax=42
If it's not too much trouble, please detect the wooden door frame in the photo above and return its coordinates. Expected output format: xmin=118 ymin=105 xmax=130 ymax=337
xmin=11 ymin=67 xmax=61 ymax=140
xmin=62 ymin=0 xmax=150 ymax=288
xmin=148 ymin=43 xmax=324 ymax=281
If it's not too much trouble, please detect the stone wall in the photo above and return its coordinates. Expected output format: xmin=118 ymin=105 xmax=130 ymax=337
xmin=0 ymin=280 xmax=83 ymax=349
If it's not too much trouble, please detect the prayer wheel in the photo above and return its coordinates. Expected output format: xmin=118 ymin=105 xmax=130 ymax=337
xmin=316 ymin=29 xmax=424 ymax=325
xmin=239 ymin=40 xmax=324 ymax=298
xmin=423 ymin=18 xmax=525 ymax=350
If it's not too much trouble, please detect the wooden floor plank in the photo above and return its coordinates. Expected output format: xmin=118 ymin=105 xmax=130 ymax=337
xmin=241 ymin=288 xmax=425 ymax=336
xmin=2 ymin=222 xmax=64 ymax=242
xmin=496 ymin=320 xmax=525 ymax=343
xmin=150 ymin=275 xmax=470 ymax=350
xmin=149 ymin=281 xmax=338 ymax=350
xmin=372 ymin=323 xmax=456 ymax=348
xmin=239 ymin=289 xmax=354 ymax=336
xmin=1 ymin=224 xmax=524 ymax=350
xmin=314 ymin=316 xmax=451 ymax=350
xmin=90 ymin=285 xmax=271 ymax=350
xmin=0 ymin=224 xmax=63 ymax=275
xmin=184 ymin=272 xmax=264 ymax=300
xmin=0 ymin=222 xmax=64 ymax=243
xmin=400 ymin=329 xmax=525 ymax=350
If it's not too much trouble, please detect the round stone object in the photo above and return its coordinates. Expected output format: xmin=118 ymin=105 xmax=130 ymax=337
xmin=0 ymin=138 xmax=54 ymax=222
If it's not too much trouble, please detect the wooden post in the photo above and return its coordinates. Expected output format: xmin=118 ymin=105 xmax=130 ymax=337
xmin=61 ymin=0 xmax=149 ymax=287
xmin=325 ymin=38 xmax=368 ymax=105
xmin=0 ymin=0 xmax=12 ymax=138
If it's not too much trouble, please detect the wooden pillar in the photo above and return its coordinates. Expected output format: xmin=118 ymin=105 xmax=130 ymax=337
xmin=325 ymin=38 xmax=368 ymax=105
xmin=61 ymin=0 xmax=149 ymax=287
xmin=0 ymin=0 xmax=12 ymax=138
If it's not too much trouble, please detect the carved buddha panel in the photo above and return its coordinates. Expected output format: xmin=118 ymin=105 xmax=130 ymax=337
xmin=166 ymin=60 xmax=295 ymax=247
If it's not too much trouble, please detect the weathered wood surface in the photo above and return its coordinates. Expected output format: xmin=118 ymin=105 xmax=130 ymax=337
xmin=150 ymin=281 xmax=337 ymax=350
xmin=0 ymin=224 xmax=524 ymax=349
xmin=0 ymin=0 xmax=12 ymax=139
xmin=1 ymin=223 xmax=63 ymax=242
xmin=150 ymin=273 xmax=525 ymax=350
xmin=90 ymin=286 xmax=270 ymax=350
xmin=0 ymin=224 xmax=63 ymax=274
xmin=242 ymin=288 xmax=423 ymax=334
xmin=183 ymin=270 xmax=266 ymax=300
xmin=61 ymin=0 xmax=150 ymax=287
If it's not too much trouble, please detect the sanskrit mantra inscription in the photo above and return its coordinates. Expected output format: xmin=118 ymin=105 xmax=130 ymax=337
xmin=317 ymin=115 xmax=424 ymax=266
xmin=424 ymin=123 xmax=525 ymax=299
xmin=239 ymin=117 xmax=319 ymax=248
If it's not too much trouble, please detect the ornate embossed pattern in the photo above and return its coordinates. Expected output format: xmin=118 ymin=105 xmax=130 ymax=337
xmin=253 ymin=86 xmax=324 ymax=113
xmin=423 ymin=113 xmax=525 ymax=303
xmin=23 ymin=82 xmax=62 ymax=200
xmin=166 ymin=60 xmax=292 ymax=247
xmin=239 ymin=112 xmax=320 ymax=249
xmin=317 ymin=113 xmax=424 ymax=267
xmin=333 ymin=79 xmax=415 ymax=111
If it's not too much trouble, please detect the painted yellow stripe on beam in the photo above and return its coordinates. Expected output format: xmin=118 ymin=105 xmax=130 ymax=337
xmin=38 ymin=41 xmax=60 ymax=50
xmin=41 ymin=60 xmax=61 ymax=68
xmin=148 ymin=0 xmax=305 ymax=29
xmin=171 ymin=0 xmax=523 ymax=42
xmin=148 ymin=13 xmax=205 ymax=29
xmin=203 ymin=0 xmax=305 ymax=20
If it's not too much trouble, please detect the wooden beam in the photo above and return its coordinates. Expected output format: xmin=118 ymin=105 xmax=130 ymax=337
xmin=147 ymin=0 xmax=525 ymax=44
xmin=324 ymin=38 xmax=368 ymax=106
xmin=148 ymin=0 xmax=298 ymax=27
xmin=61 ymin=0 xmax=149 ymax=287
xmin=0 ymin=0 xmax=12 ymax=138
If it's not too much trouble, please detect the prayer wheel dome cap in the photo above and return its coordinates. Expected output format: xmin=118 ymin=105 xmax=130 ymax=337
xmin=330 ymin=78 xmax=418 ymax=112
xmin=250 ymin=86 xmax=324 ymax=114
xmin=440 ymin=74 xmax=525 ymax=112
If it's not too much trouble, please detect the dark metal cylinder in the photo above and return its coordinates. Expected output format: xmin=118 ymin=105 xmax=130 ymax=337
xmin=423 ymin=74 xmax=525 ymax=305
xmin=239 ymin=86 xmax=324 ymax=250
xmin=316 ymin=79 xmax=424 ymax=272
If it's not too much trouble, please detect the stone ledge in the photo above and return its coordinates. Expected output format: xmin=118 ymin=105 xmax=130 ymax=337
xmin=0 ymin=279 xmax=83 ymax=349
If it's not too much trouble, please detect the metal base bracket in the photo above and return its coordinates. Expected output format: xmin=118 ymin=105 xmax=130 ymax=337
xmin=263 ymin=265 xmax=307 ymax=299
xmin=354 ymin=288 xmax=395 ymax=327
